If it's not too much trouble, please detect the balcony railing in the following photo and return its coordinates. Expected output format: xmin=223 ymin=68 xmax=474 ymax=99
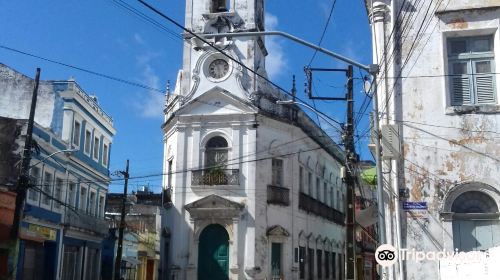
xmin=191 ymin=168 xmax=239 ymax=186
xmin=267 ymin=185 xmax=290 ymax=206
xmin=299 ymin=192 xmax=344 ymax=225
xmin=65 ymin=210 xmax=108 ymax=235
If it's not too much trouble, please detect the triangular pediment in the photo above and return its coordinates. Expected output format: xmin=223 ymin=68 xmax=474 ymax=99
xmin=185 ymin=194 xmax=244 ymax=220
xmin=267 ymin=225 xmax=290 ymax=237
xmin=185 ymin=194 xmax=244 ymax=210
xmin=177 ymin=87 xmax=257 ymax=116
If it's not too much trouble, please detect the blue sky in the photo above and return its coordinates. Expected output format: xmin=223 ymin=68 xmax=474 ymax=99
xmin=0 ymin=0 xmax=372 ymax=193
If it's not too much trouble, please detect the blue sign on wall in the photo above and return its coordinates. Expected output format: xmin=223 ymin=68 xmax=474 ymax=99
xmin=403 ymin=201 xmax=427 ymax=210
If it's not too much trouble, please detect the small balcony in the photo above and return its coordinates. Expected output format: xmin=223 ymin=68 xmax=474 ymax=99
xmin=191 ymin=168 xmax=239 ymax=186
xmin=65 ymin=210 xmax=108 ymax=235
xmin=267 ymin=185 xmax=290 ymax=206
xmin=299 ymin=192 xmax=344 ymax=225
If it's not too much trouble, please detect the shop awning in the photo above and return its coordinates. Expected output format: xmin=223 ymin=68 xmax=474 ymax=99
xmin=360 ymin=167 xmax=377 ymax=186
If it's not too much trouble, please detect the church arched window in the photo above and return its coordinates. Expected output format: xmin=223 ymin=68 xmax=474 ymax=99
xmin=205 ymin=136 xmax=228 ymax=168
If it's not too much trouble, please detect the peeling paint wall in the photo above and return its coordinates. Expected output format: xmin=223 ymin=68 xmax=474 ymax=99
xmin=367 ymin=1 xmax=500 ymax=280
xmin=0 ymin=64 xmax=59 ymax=133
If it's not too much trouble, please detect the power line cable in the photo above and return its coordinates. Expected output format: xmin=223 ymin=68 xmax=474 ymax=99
xmin=0 ymin=45 xmax=166 ymax=93
xmin=135 ymin=0 xmax=345 ymax=130
xmin=308 ymin=0 xmax=338 ymax=65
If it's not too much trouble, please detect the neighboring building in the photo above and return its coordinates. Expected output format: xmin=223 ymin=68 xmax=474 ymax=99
xmin=105 ymin=188 xmax=162 ymax=280
xmin=161 ymin=1 xmax=347 ymax=279
xmin=365 ymin=1 xmax=500 ymax=279
xmin=0 ymin=64 xmax=116 ymax=280
xmin=355 ymin=161 xmax=378 ymax=280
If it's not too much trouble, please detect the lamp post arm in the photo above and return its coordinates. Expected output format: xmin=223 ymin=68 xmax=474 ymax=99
xmin=195 ymin=31 xmax=372 ymax=71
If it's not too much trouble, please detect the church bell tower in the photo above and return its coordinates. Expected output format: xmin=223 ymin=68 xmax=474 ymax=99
xmin=178 ymin=0 xmax=268 ymax=103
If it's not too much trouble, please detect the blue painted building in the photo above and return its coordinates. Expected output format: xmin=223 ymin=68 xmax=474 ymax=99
xmin=0 ymin=64 xmax=116 ymax=280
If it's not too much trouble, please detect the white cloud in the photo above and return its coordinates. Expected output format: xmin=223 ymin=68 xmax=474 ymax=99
xmin=134 ymin=33 xmax=145 ymax=45
xmin=264 ymin=12 xmax=287 ymax=79
xmin=133 ymin=50 xmax=165 ymax=119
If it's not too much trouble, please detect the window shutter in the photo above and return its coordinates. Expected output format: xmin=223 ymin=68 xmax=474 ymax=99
xmin=451 ymin=76 xmax=472 ymax=105
xmin=475 ymin=75 xmax=495 ymax=104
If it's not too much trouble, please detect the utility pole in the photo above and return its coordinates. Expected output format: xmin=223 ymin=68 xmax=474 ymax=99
xmin=114 ymin=159 xmax=130 ymax=280
xmin=304 ymin=65 xmax=357 ymax=279
xmin=11 ymin=68 xmax=41 ymax=239
xmin=344 ymin=65 xmax=357 ymax=280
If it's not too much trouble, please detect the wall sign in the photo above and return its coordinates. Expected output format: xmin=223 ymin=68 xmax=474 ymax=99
xmin=402 ymin=201 xmax=427 ymax=211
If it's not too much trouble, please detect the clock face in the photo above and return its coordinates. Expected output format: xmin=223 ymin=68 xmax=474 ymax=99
xmin=208 ymin=59 xmax=229 ymax=79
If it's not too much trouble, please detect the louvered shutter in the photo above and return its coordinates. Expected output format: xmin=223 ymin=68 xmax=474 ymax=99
xmin=451 ymin=76 xmax=471 ymax=105
xmin=475 ymin=74 xmax=495 ymax=104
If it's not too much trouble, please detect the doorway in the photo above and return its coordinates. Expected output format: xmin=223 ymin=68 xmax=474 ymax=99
xmin=198 ymin=224 xmax=229 ymax=280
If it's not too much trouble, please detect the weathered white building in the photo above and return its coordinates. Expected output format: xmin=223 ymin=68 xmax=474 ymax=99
xmin=161 ymin=1 xmax=347 ymax=279
xmin=365 ymin=1 xmax=500 ymax=279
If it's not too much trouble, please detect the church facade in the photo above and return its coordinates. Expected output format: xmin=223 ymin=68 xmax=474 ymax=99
xmin=161 ymin=1 xmax=347 ymax=279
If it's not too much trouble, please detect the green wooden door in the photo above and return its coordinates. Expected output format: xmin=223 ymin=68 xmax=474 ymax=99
xmin=198 ymin=224 xmax=229 ymax=280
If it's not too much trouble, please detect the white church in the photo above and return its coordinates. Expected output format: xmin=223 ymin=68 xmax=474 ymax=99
xmin=161 ymin=1 xmax=347 ymax=279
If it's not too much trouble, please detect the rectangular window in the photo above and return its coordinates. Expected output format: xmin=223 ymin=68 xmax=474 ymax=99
xmin=325 ymin=251 xmax=330 ymax=278
xmin=337 ymin=190 xmax=341 ymax=211
xmin=73 ymin=121 xmax=81 ymax=146
xmin=316 ymin=177 xmax=321 ymax=201
xmin=332 ymin=253 xmax=336 ymax=279
xmin=308 ymin=172 xmax=313 ymax=196
xmin=102 ymin=143 xmax=109 ymax=166
xmin=299 ymin=166 xmax=304 ymax=192
xmin=42 ymin=172 xmax=53 ymax=206
xmin=89 ymin=192 xmax=96 ymax=215
xmin=448 ymin=36 xmax=496 ymax=105
xmin=271 ymin=243 xmax=282 ymax=279
xmin=54 ymin=178 xmax=63 ymax=209
xmin=330 ymin=187 xmax=334 ymax=207
xmin=84 ymin=130 xmax=91 ymax=154
xmin=28 ymin=167 xmax=40 ymax=202
xmin=99 ymin=196 xmax=105 ymax=217
xmin=271 ymin=158 xmax=283 ymax=186
xmin=299 ymin=246 xmax=306 ymax=279
xmin=317 ymin=249 xmax=322 ymax=278
xmin=338 ymin=254 xmax=343 ymax=279
xmin=308 ymin=248 xmax=314 ymax=280
xmin=79 ymin=187 xmax=87 ymax=212
xmin=93 ymin=136 xmax=99 ymax=160
xmin=68 ymin=182 xmax=76 ymax=207
xmin=324 ymin=183 xmax=328 ymax=204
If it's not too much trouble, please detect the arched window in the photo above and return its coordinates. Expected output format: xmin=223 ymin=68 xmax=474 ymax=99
xmin=211 ymin=0 xmax=228 ymax=13
xmin=451 ymin=191 xmax=500 ymax=252
xmin=452 ymin=191 xmax=498 ymax=213
xmin=205 ymin=136 xmax=228 ymax=168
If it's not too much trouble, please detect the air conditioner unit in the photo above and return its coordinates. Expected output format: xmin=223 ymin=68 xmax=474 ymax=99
xmin=381 ymin=124 xmax=401 ymax=159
